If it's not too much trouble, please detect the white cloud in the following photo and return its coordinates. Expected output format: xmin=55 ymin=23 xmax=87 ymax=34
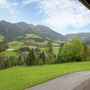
xmin=0 ymin=0 xmax=19 ymax=20
xmin=0 ymin=0 xmax=11 ymax=8
xmin=0 ymin=0 xmax=19 ymax=21
xmin=0 ymin=0 xmax=19 ymax=8
xmin=12 ymin=2 xmax=19 ymax=6
xmin=22 ymin=0 xmax=40 ymax=5
xmin=23 ymin=0 xmax=90 ymax=30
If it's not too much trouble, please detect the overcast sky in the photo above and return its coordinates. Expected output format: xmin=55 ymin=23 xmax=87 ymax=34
xmin=0 ymin=0 xmax=90 ymax=35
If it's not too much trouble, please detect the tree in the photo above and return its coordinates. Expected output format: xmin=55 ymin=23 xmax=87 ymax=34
xmin=0 ymin=43 xmax=8 ymax=52
xmin=60 ymin=42 xmax=72 ymax=62
xmin=57 ymin=43 xmax=64 ymax=63
xmin=60 ymin=38 xmax=84 ymax=62
xmin=47 ymin=39 xmax=53 ymax=56
xmin=39 ymin=52 xmax=46 ymax=64
xmin=83 ymin=44 xmax=88 ymax=61
xmin=26 ymin=49 xmax=35 ymax=66
xmin=0 ymin=52 xmax=5 ymax=69
xmin=7 ymin=59 xmax=12 ymax=68
xmin=20 ymin=47 xmax=30 ymax=52
xmin=85 ymin=45 xmax=90 ymax=61
xmin=17 ymin=56 xmax=23 ymax=66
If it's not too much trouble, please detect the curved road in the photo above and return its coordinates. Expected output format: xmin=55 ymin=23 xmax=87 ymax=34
xmin=26 ymin=71 xmax=90 ymax=90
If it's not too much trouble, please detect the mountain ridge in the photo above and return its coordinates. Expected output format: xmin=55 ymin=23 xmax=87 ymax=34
xmin=0 ymin=20 xmax=65 ymax=41
xmin=0 ymin=20 xmax=90 ymax=43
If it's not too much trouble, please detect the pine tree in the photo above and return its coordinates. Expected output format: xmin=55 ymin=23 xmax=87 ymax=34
xmin=17 ymin=56 xmax=23 ymax=66
xmin=0 ymin=52 xmax=5 ymax=69
xmin=26 ymin=49 xmax=35 ymax=66
xmin=39 ymin=52 xmax=46 ymax=64
xmin=47 ymin=39 xmax=53 ymax=56
xmin=26 ymin=50 xmax=31 ymax=66
xmin=30 ymin=49 xmax=35 ymax=65
xmin=41 ymin=52 xmax=46 ymax=64
xmin=7 ymin=59 xmax=12 ymax=68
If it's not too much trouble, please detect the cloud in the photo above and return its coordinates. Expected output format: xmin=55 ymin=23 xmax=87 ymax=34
xmin=0 ymin=0 xmax=19 ymax=20
xmin=22 ymin=0 xmax=40 ymax=5
xmin=12 ymin=2 xmax=19 ymax=6
xmin=0 ymin=0 xmax=11 ymax=8
xmin=0 ymin=0 xmax=18 ymax=9
xmin=22 ymin=0 xmax=90 ymax=30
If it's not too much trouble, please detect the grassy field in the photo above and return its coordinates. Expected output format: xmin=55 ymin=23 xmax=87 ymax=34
xmin=40 ymin=47 xmax=59 ymax=55
xmin=25 ymin=34 xmax=42 ymax=39
xmin=0 ymin=61 xmax=90 ymax=90
xmin=5 ymin=51 xmax=18 ymax=56
xmin=8 ymin=41 xmax=24 ymax=49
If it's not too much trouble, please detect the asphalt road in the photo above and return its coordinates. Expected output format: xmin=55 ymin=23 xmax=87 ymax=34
xmin=26 ymin=71 xmax=90 ymax=90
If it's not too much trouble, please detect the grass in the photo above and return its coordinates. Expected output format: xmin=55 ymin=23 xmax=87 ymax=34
xmin=5 ymin=51 xmax=18 ymax=56
xmin=28 ymin=46 xmax=36 ymax=49
xmin=8 ymin=41 xmax=24 ymax=46
xmin=40 ymin=47 xmax=47 ymax=51
xmin=52 ymin=42 xmax=60 ymax=46
xmin=0 ymin=35 xmax=4 ymax=42
xmin=8 ymin=46 xmax=21 ymax=49
xmin=16 ymin=34 xmax=42 ymax=39
xmin=8 ymin=41 xmax=24 ymax=49
xmin=40 ymin=47 xmax=59 ymax=55
xmin=25 ymin=34 xmax=42 ymax=39
xmin=0 ymin=61 xmax=90 ymax=90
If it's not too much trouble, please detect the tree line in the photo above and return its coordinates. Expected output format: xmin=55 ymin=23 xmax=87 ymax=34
xmin=0 ymin=38 xmax=90 ymax=70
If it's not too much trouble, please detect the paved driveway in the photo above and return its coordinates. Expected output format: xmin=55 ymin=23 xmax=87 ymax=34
xmin=26 ymin=71 xmax=90 ymax=90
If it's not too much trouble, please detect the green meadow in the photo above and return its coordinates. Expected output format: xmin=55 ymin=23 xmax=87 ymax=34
xmin=8 ymin=41 xmax=24 ymax=49
xmin=0 ymin=61 xmax=90 ymax=90
xmin=5 ymin=51 xmax=18 ymax=56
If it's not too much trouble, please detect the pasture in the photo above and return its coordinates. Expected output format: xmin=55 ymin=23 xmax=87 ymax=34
xmin=0 ymin=61 xmax=90 ymax=90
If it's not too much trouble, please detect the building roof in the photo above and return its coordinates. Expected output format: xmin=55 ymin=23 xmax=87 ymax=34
xmin=79 ymin=0 xmax=90 ymax=9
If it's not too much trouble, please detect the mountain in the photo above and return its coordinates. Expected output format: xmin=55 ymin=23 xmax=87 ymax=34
xmin=0 ymin=20 xmax=65 ymax=41
xmin=65 ymin=33 xmax=90 ymax=44
xmin=0 ymin=20 xmax=90 ymax=44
